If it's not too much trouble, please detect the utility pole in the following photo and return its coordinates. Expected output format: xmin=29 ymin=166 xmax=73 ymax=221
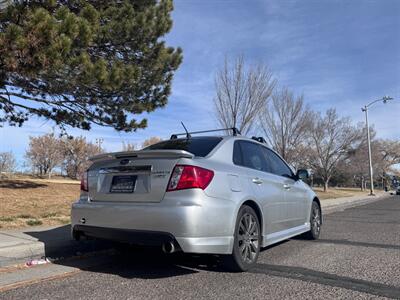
xmin=95 ymin=138 xmax=104 ymax=152
xmin=362 ymin=105 xmax=374 ymax=195
xmin=361 ymin=96 xmax=394 ymax=196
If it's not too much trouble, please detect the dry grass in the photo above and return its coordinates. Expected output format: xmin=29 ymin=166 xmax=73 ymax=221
xmin=0 ymin=179 xmax=79 ymax=229
xmin=2 ymin=173 xmax=79 ymax=184
xmin=314 ymin=187 xmax=369 ymax=200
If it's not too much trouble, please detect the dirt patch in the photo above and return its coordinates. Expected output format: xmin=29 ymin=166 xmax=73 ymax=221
xmin=0 ymin=179 xmax=79 ymax=229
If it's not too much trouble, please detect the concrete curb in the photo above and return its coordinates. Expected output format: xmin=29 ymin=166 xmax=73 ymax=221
xmin=0 ymin=229 xmax=112 ymax=268
xmin=321 ymin=193 xmax=389 ymax=215
xmin=0 ymin=250 xmax=116 ymax=292
xmin=0 ymin=242 xmax=45 ymax=267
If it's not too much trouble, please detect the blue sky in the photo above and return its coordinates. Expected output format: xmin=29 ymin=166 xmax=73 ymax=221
xmin=1 ymin=0 xmax=399 ymax=168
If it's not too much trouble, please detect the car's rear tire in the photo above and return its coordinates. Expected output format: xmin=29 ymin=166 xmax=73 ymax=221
xmin=223 ymin=205 xmax=261 ymax=272
xmin=303 ymin=201 xmax=322 ymax=240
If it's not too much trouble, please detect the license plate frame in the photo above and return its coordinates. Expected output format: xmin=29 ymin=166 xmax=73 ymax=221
xmin=110 ymin=175 xmax=137 ymax=193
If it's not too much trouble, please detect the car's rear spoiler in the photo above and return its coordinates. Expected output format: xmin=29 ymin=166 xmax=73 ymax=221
xmin=89 ymin=150 xmax=195 ymax=162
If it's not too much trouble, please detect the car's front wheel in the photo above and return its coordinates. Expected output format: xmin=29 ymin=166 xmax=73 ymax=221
xmin=303 ymin=201 xmax=322 ymax=240
xmin=223 ymin=205 xmax=261 ymax=272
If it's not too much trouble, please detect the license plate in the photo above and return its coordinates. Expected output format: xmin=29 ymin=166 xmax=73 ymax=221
xmin=110 ymin=175 xmax=137 ymax=193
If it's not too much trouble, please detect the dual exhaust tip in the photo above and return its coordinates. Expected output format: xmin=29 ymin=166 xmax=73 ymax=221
xmin=162 ymin=241 xmax=177 ymax=254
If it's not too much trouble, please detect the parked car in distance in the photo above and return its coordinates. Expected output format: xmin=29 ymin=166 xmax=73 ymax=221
xmin=71 ymin=128 xmax=322 ymax=271
xmin=396 ymin=185 xmax=400 ymax=195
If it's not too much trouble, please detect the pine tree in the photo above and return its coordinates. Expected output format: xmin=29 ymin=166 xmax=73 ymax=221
xmin=0 ymin=0 xmax=182 ymax=131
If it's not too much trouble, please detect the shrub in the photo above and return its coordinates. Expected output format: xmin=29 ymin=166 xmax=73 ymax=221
xmin=26 ymin=219 xmax=43 ymax=226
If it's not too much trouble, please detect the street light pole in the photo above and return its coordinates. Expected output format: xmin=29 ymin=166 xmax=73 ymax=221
xmin=362 ymin=105 xmax=374 ymax=195
xmin=361 ymin=96 xmax=394 ymax=196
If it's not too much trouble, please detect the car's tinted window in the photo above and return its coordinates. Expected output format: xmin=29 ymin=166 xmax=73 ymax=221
xmin=237 ymin=141 xmax=268 ymax=172
xmin=233 ymin=141 xmax=243 ymax=165
xmin=263 ymin=148 xmax=293 ymax=178
xmin=145 ymin=137 xmax=222 ymax=157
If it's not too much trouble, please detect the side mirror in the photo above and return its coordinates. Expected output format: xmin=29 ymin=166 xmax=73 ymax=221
xmin=296 ymin=169 xmax=309 ymax=181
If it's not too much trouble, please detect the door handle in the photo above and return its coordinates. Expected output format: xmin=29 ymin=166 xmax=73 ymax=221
xmin=283 ymin=184 xmax=291 ymax=190
xmin=252 ymin=178 xmax=263 ymax=185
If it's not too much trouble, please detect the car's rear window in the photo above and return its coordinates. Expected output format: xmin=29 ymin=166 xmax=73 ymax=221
xmin=145 ymin=137 xmax=223 ymax=157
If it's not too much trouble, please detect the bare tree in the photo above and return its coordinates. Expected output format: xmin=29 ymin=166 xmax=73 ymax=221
xmin=306 ymin=109 xmax=362 ymax=192
xmin=214 ymin=55 xmax=276 ymax=135
xmin=377 ymin=139 xmax=400 ymax=173
xmin=259 ymin=88 xmax=312 ymax=167
xmin=0 ymin=151 xmax=16 ymax=175
xmin=61 ymin=136 xmax=102 ymax=179
xmin=122 ymin=141 xmax=136 ymax=151
xmin=334 ymin=119 xmax=400 ymax=189
xmin=370 ymin=139 xmax=400 ymax=190
xmin=25 ymin=133 xmax=63 ymax=178
xmin=142 ymin=137 xmax=162 ymax=148
xmin=339 ymin=147 xmax=371 ymax=191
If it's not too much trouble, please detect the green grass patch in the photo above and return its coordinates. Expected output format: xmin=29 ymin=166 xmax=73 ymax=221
xmin=41 ymin=212 xmax=59 ymax=218
xmin=0 ymin=216 xmax=16 ymax=222
xmin=26 ymin=219 xmax=43 ymax=226
xmin=16 ymin=214 xmax=33 ymax=219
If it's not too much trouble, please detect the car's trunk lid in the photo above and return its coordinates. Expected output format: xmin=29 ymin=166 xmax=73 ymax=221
xmin=87 ymin=150 xmax=194 ymax=203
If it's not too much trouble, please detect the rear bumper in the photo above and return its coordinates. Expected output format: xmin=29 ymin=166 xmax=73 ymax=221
xmin=71 ymin=189 xmax=236 ymax=254
xmin=73 ymin=225 xmax=175 ymax=246
xmin=72 ymin=225 xmax=234 ymax=254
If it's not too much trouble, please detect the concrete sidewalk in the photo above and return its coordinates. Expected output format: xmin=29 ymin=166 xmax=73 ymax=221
xmin=320 ymin=191 xmax=387 ymax=214
xmin=0 ymin=225 xmax=112 ymax=267
xmin=0 ymin=192 xmax=391 ymax=268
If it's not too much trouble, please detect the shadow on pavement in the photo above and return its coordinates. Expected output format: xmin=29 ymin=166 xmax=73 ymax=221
xmin=0 ymin=180 xmax=47 ymax=189
xmin=76 ymin=248 xmax=204 ymax=279
xmin=24 ymin=225 xmax=114 ymax=260
xmin=22 ymin=225 xmax=218 ymax=279
xmin=22 ymin=225 xmax=290 ymax=279
xmin=21 ymin=220 xmax=304 ymax=278
xmin=25 ymin=224 xmax=371 ymax=283
xmin=55 ymin=238 xmax=292 ymax=279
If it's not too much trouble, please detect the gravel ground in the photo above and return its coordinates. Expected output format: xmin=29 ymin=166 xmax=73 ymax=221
xmin=1 ymin=195 xmax=399 ymax=300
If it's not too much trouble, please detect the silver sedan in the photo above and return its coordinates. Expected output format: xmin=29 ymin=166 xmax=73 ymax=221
xmin=71 ymin=132 xmax=321 ymax=271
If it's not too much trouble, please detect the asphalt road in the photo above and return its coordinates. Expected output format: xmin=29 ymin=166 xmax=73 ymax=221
xmin=1 ymin=195 xmax=400 ymax=300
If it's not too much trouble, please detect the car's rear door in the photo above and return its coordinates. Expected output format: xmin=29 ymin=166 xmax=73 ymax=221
xmin=263 ymin=148 xmax=308 ymax=228
xmin=234 ymin=141 xmax=287 ymax=234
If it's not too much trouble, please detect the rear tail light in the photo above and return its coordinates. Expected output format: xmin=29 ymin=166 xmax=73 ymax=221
xmin=80 ymin=171 xmax=88 ymax=192
xmin=167 ymin=165 xmax=214 ymax=192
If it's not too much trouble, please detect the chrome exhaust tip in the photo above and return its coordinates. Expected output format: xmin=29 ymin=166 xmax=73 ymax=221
xmin=162 ymin=241 xmax=176 ymax=254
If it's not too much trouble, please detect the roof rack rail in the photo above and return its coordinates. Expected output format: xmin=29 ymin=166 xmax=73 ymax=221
xmin=251 ymin=136 xmax=267 ymax=144
xmin=170 ymin=127 xmax=241 ymax=139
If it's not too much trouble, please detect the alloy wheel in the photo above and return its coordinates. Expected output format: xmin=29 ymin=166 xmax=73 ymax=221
xmin=312 ymin=204 xmax=321 ymax=236
xmin=237 ymin=213 xmax=259 ymax=264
